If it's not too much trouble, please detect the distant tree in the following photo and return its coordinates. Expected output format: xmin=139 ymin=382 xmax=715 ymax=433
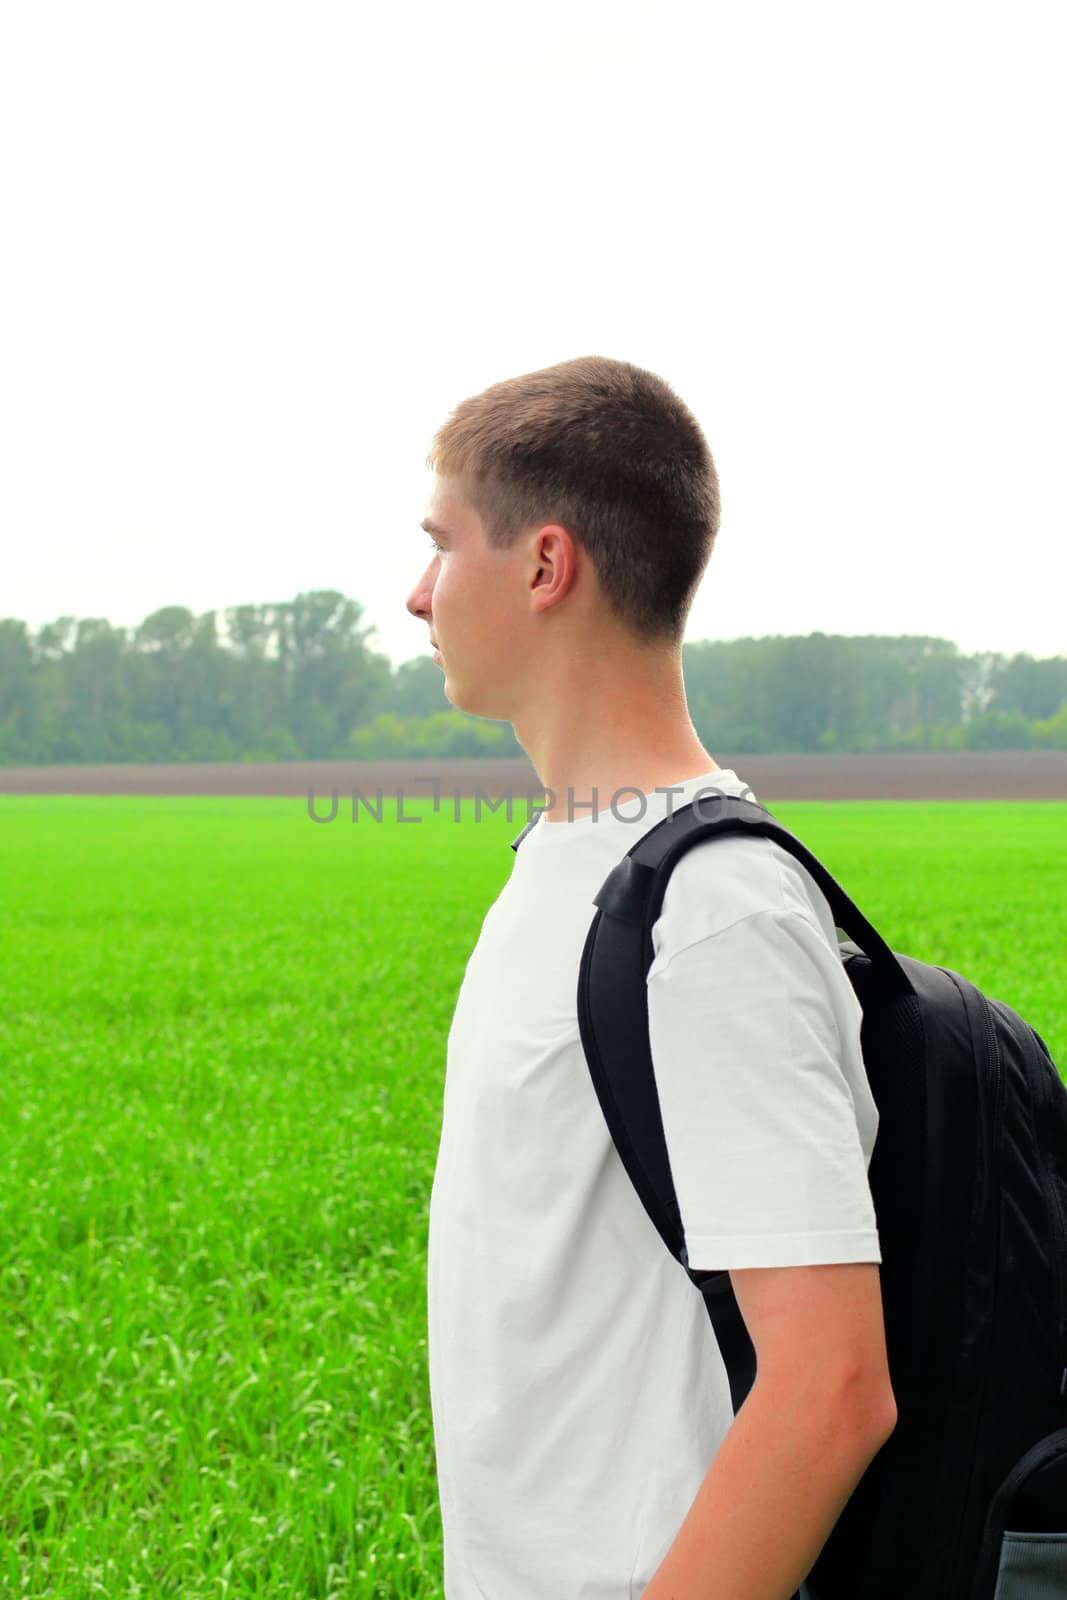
xmin=35 ymin=616 xmax=78 ymax=659
xmin=222 ymin=603 xmax=285 ymax=752
xmin=988 ymin=654 xmax=1067 ymax=721
xmin=0 ymin=619 xmax=35 ymax=761
xmin=0 ymin=605 xmax=1063 ymax=763
xmin=129 ymin=606 xmax=197 ymax=738
xmin=964 ymin=709 xmax=1037 ymax=750
xmin=66 ymin=618 xmax=129 ymax=759
xmin=176 ymin=612 xmax=229 ymax=756
xmin=391 ymin=655 xmax=451 ymax=718
xmin=682 ymin=634 xmax=969 ymax=752
xmin=962 ymin=652 xmax=1002 ymax=720
xmin=134 ymin=605 xmax=197 ymax=654
xmin=348 ymin=712 xmax=413 ymax=758
xmin=350 ymin=710 xmax=522 ymax=758
xmin=1033 ymin=706 xmax=1067 ymax=749
xmin=275 ymin=591 xmax=393 ymax=757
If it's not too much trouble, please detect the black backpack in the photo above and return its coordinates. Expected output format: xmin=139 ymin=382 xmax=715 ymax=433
xmin=511 ymin=792 xmax=1067 ymax=1599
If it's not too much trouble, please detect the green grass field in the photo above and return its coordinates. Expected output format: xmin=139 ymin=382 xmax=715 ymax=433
xmin=0 ymin=796 xmax=1064 ymax=1597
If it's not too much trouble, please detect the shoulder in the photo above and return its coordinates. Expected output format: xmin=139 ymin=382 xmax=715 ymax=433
xmin=650 ymin=832 xmax=839 ymax=958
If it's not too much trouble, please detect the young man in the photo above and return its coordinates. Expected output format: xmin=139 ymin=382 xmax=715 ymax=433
xmin=406 ymin=356 xmax=896 ymax=1599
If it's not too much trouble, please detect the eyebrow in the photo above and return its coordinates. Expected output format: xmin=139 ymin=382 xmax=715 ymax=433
xmin=420 ymin=517 xmax=453 ymax=540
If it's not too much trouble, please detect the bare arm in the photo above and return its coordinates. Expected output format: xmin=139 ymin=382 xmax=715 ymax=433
xmin=642 ymin=1261 xmax=897 ymax=1600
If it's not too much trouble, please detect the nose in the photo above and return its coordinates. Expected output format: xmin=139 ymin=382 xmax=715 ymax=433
xmin=406 ymin=554 xmax=436 ymax=625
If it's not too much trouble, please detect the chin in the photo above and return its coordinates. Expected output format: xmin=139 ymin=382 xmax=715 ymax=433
xmin=443 ymin=678 xmax=505 ymax=722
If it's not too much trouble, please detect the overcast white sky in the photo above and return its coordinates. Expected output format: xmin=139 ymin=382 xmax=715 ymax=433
xmin=2 ymin=1 xmax=1064 ymax=671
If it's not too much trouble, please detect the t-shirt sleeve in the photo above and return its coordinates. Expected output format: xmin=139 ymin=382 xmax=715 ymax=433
xmin=646 ymin=907 xmax=881 ymax=1271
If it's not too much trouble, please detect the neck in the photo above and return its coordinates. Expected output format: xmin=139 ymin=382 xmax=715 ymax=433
xmin=511 ymin=636 xmax=718 ymax=823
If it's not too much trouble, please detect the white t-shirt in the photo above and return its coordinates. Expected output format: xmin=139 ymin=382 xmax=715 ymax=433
xmin=426 ymin=768 xmax=880 ymax=1599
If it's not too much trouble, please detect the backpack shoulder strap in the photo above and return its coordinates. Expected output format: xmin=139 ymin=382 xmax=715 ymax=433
xmin=572 ymin=792 xmax=912 ymax=1415
xmin=511 ymin=813 xmax=540 ymax=850
xmin=603 ymin=792 xmax=911 ymax=983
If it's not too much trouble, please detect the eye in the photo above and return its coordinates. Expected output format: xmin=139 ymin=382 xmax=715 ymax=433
xmin=429 ymin=540 xmax=445 ymax=554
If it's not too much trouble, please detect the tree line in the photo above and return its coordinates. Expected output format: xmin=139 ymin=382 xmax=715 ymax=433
xmin=0 ymin=593 xmax=1065 ymax=763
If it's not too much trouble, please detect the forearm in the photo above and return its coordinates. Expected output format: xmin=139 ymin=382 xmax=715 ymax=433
xmin=642 ymin=1368 xmax=895 ymax=1600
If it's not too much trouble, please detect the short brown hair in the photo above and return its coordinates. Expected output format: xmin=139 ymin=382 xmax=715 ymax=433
xmin=426 ymin=355 xmax=720 ymax=649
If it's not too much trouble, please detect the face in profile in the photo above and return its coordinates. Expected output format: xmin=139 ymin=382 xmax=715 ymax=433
xmin=406 ymin=477 xmax=534 ymax=721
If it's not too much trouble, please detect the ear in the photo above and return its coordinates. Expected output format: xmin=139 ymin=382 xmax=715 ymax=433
xmin=528 ymin=523 xmax=582 ymax=614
